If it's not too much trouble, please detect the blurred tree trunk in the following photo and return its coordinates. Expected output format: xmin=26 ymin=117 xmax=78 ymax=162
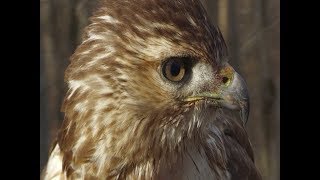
xmin=40 ymin=0 xmax=280 ymax=179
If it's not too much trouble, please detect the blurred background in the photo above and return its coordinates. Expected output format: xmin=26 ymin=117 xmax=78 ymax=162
xmin=40 ymin=0 xmax=279 ymax=179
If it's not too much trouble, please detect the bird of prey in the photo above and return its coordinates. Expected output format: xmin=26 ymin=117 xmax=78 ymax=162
xmin=42 ymin=0 xmax=262 ymax=179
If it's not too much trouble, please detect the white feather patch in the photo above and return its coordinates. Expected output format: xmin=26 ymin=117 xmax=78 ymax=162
xmin=97 ymin=15 xmax=120 ymax=24
xmin=42 ymin=144 xmax=66 ymax=180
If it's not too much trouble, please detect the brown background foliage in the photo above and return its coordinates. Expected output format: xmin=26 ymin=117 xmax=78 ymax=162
xmin=40 ymin=0 xmax=279 ymax=179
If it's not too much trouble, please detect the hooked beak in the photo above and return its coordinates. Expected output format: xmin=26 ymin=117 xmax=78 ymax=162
xmin=184 ymin=64 xmax=250 ymax=124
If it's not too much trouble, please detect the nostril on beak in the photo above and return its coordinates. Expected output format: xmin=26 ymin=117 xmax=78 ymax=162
xmin=222 ymin=76 xmax=229 ymax=84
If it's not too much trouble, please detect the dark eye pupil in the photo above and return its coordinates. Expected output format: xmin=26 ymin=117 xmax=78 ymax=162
xmin=170 ymin=62 xmax=181 ymax=76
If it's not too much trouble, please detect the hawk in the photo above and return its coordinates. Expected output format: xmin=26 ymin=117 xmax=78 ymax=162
xmin=42 ymin=0 xmax=262 ymax=179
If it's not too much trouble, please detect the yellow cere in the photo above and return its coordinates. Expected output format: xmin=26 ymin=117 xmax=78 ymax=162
xmin=219 ymin=65 xmax=234 ymax=87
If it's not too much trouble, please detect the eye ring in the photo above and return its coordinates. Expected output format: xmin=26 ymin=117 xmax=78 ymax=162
xmin=162 ymin=57 xmax=192 ymax=82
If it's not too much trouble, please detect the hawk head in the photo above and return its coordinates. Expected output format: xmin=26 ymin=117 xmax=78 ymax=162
xmin=56 ymin=0 xmax=257 ymax=179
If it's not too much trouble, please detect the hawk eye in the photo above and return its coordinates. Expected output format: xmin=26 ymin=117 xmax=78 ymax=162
xmin=162 ymin=57 xmax=192 ymax=82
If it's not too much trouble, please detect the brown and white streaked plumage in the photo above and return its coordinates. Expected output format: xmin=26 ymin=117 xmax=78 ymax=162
xmin=42 ymin=0 xmax=262 ymax=179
